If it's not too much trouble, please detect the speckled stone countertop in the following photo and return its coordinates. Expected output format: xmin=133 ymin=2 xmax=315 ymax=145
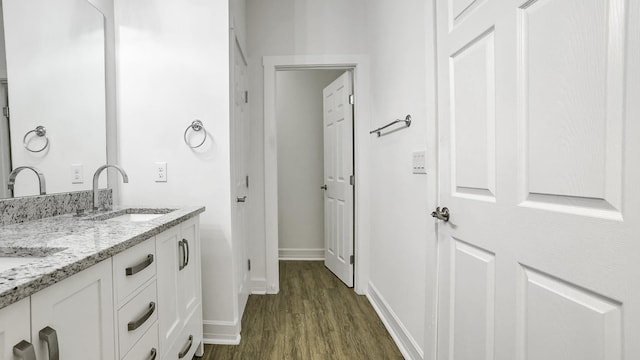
xmin=0 ymin=205 xmax=205 ymax=310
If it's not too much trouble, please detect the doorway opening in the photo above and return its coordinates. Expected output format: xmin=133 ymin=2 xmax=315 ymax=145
xmin=263 ymin=55 xmax=371 ymax=295
xmin=275 ymin=69 xmax=353 ymax=286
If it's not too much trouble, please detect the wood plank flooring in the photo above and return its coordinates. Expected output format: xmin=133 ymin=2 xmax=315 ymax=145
xmin=201 ymin=261 xmax=403 ymax=359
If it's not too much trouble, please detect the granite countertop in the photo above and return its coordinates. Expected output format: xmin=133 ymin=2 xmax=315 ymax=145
xmin=0 ymin=205 xmax=205 ymax=310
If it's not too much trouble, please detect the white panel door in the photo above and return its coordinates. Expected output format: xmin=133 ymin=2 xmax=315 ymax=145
xmin=156 ymin=226 xmax=181 ymax=355
xmin=0 ymin=298 xmax=31 ymax=360
xmin=0 ymin=81 xmax=10 ymax=199
xmin=232 ymin=39 xmax=249 ymax=298
xmin=436 ymin=0 xmax=640 ymax=359
xmin=31 ymin=259 xmax=115 ymax=360
xmin=323 ymin=71 xmax=354 ymax=287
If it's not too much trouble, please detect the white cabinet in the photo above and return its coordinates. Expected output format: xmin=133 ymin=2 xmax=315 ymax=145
xmin=30 ymin=259 xmax=115 ymax=360
xmin=0 ymin=215 xmax=202 ymax=360
xmin=112 ymin=237 xmax=159 ymax=359
xmin=0 ymin=298 xmax=31 ymax=360
xmin=157 ymin=217 xmax=203 ymax=359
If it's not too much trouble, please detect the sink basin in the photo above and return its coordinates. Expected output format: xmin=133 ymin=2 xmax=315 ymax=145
xmin=86 ymin=208 xmax=176 ymax=222
xmin=0 ymin=257 xmax=41 ymax=273
xmin=107 ymin=213 xmax=165 ymax=222
xmin=0 ymin=247 xmax=64 ymax=273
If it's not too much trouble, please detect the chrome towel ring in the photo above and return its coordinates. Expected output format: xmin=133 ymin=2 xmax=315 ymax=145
xmin=183 ymin=120 xmax=207 ymax=148
xmin=23 ymin=126 xmax=49 ymax=153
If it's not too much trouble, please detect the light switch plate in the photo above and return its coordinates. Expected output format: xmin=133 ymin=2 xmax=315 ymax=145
xmin=154 ymin=162 xmax=167 ymax=182
xmin=412 ymin=151 xmax=427 ymax=174
xmin=71 ymin=164 xmax=83 ymax=184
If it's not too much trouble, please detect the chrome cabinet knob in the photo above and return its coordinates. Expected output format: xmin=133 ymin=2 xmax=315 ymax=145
xmin=431 ymin=207 xmax=450 ymax=222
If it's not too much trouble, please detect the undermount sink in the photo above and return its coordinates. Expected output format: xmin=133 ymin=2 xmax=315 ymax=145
xmin=107 ymin=213 xmax=165 ymax=222
xmin=86 ymin=208 xmax=176 ymax=222
xmin=0 ymin=247 xmax=64 ymax=273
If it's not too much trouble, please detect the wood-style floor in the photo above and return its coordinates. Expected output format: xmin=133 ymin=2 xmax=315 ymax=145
xmin=201 ymin=261 xmax=403 ymax=359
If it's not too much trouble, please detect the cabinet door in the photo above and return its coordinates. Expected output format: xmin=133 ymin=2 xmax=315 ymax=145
xmin=0 ymin=298 xmax=31 ymax=360
xmin=177 ymin=218 xmax=200 ymax=324
xmin=31 ymin=259 xmax=115 ymax=360
xmin=156 ymin=226 xmax=181 ymax=355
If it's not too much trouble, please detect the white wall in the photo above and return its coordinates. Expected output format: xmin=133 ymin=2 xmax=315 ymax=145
xmin=4 ymin=0 xmax=107 ymax=196
xmin=247 ymin=0 xmax=437 ymax=358
xmin=246 ymin=0 xmax=367 ymax=292
xmin=276 ymin=69 xmax=343 ymax=256
xmin=0 ymin=2 xmax=7 ymax=79
xmin=365 ymin=0 xmax=438 ymax=358
xmin=114 ymin=0 xmax=237 ymax=343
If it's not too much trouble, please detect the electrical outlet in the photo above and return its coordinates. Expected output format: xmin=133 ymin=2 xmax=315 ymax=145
xmin=412 ymin=151 xmax=427 ymax=174
xmin=154 ymin=162 xmax=167 ymax=182
xmin=71 ymin=164 xmax=83 ymax=184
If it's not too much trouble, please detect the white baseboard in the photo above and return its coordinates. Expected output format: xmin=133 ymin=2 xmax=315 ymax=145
xmin=367 ymin=282 xmax=423 ymax=360
xmin=250 ymin=277 xmax=267 ymax=294
xmin=278 ymin=248 xmax=325 ymax=260
xmin=203 ymin=319 xmax=241 ymax=345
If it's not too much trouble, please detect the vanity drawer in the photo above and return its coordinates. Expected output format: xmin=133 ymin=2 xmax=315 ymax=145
xmin=122 ymin=323 xmax=159 ymax=360
xmin=113 ymin=238 xmax=156 ymax=305
xmin=118 ymin=281 xmax=158 ymax=357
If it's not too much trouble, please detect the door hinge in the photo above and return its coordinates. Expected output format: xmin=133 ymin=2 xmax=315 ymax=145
xmin=245 ymin=175 xmax=249 ymax=188
xmin=244 ymin=91 xmax=249 ymax=103
xmin=248 ymin=259 xmax=251 ymax=271
xmin=2 ymin=106 xmax=9 ymax=118
xmin=350 ymin=255 xmax=355 ymax=265
xmin=349 ymin=94 xmax=354 ymax=105
xmin=350 ymin=175 xmax=355 ymax=186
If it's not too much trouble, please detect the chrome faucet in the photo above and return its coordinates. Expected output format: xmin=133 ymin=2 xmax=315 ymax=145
xmin=93 ymin=164 xmax=128 ymax=211
xmin=7 ymin=166 xmax=47 ymax=196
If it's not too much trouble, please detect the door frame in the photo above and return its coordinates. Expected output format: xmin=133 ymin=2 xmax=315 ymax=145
xmin=263 ymin=54 xmax=371 ymax=295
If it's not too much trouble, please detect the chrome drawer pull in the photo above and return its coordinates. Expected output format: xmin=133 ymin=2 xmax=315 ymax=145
xmin=147 ymin=348 xmax=157 ymax=360
xmin=128 ymin=302 xmax=156 ymax=331
xmin=13 ymin=340 xmax=36 ymax=360
xmin=39 ymin=327 xmax=59 ymax=360
xmin=178 ymin=335 xmax=193 ymax=359
xmin=125 ymin=254 xmax=154 ymax=276
xmin=178 ymin=240 xmax=186 ymax=271
xmin=183 ymin=239 xmax=190 ymax=268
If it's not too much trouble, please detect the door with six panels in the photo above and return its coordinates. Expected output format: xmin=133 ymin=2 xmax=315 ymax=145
xmin=435 ymin=0 xmax=640 ymax=359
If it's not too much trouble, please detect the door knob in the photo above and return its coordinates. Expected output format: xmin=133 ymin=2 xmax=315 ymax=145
xmin=320 ymin=185 xmax=327 ymax=190
xmin=431 ymin=207 xmax=450 ymax=222
xmin=237 ymin=196 xmax=247 ymax=203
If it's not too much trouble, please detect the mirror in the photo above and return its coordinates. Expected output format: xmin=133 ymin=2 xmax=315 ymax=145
xmin=0 ymin=0 xmax=107 ymax=198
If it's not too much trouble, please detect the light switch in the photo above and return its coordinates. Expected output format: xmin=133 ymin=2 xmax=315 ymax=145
xmin=71 ymin=164 xmax=83 ymax=184
xmin=412 ymin=151 xmax=426 ymax=174
xmin=154 ymin=162 xmax=167 ymax=182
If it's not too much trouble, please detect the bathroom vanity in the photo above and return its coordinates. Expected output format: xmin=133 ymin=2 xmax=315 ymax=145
xmin=0 ymin=202 xmax=205 ymax=360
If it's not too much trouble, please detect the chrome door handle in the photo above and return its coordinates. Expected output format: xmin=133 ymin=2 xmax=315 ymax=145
xmin=147 ymin=348 xmax=157 ymax=360
xmin=178 ymin=335 xmax=194 ymax=358
xmin=320 ymin=185 xmax=327 ymax=190
xmin=178 ymin=240 xmax=186 ymax=271
xmin=183 ymin=238 xmax=190 ymax=268
xmin=431 ymin=207 xmax=450 ymax=222
xmin=13 ymin=340 xmax=36 ymax=360
xmin=237 ymin=196 xmax=247 ymax=202
xmin=39 ymin=327 xmax=59 ymax=360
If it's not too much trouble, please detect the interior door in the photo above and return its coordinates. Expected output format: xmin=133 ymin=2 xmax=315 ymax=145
xmin=0 ymin=81 xmax=10 ymax=198
xmin=323 ymin=71 xmax=354 ymax=287
xmin=232 ymin=39 xmax=250 ymax=296
xmin=435 ymin=0 xmax=640 ymax=359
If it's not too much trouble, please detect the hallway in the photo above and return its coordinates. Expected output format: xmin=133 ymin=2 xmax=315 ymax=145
xmin=203 ymin=261 xmax=403 ymax=359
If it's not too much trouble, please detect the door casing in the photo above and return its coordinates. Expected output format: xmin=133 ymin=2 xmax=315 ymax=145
xmin=262 ymin=55 xmax=371 ymax=295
